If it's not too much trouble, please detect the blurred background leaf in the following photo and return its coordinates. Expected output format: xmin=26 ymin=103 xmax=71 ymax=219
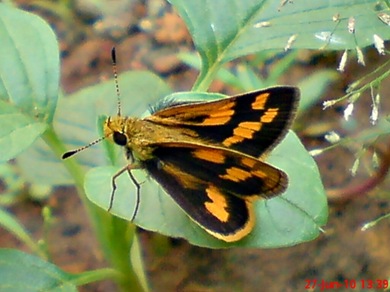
xmin=0 ymin=3 xmax=59 ymax=162
xmin=170 ymin=0 xmax=390 ymax=89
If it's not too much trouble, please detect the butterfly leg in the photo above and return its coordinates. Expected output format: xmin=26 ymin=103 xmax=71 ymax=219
xmin=108 ymin=163 xmax=142 ymax=220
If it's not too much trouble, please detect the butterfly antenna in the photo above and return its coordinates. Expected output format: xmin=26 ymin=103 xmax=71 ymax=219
xmin=111 ymin=47 xmax=121 ymax=117
xmin=62 ymin=136 xmax=106 ymax=159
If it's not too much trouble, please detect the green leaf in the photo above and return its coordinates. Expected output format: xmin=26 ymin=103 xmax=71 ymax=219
xmin=85 ymin=92 xmax=327 ymax=248
xmin=169 ymin=0 xmax=390 ymax=89
xmin=0 ymin=249 xmax=77 ymax=292
xmin=0 ymin=101 xmax=47 ymax=163
xmin=0 ymin=249 xmax=117 ymax=291
xmin=16 ymin=71 xmax=171 ymax=185
xmin=0 ymin=4 xmax=59 ymax=162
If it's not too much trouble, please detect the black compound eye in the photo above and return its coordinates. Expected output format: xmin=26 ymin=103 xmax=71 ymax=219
xmin=113 ymin=132 xmax=127 ymax=146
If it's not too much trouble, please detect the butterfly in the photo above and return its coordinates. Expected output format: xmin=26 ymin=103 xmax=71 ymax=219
xmin=63 ymin=49 xmax=300 ymax=242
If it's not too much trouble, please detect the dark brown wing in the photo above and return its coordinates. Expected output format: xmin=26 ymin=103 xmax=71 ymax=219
xmin=143 ymin=142 xmax=287 ymax=241
xmin=147 ymin=86 xmax=299 ymax=158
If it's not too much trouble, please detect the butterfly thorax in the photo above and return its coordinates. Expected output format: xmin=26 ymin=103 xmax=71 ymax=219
xmin=104 ymin=115 xmax=200 ymax=161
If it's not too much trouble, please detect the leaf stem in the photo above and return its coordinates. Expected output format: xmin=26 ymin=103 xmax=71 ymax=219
xmin=41 ymin=126 xmax=147 ymax=291
xmin=69 ymin=268 xmax=120 ymax=286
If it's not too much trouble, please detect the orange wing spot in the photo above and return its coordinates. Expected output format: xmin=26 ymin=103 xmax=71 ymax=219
xmin=200 ymin=109 xmax=234 ymax=125
xmin=222 ymin=121 xmax=262 ymax=147
xmin=251 ymin=93 xmax=270 ymax=110
xmin=260 ymin=108 xmax=279 ymax=123
xmin=252 ymin=169 xmax=268 ymax=179
xmin=163 ymin=163 xmax=201 ymax=189
xmin=223 ymin=135 xmax=245 ymax=147
xmin=233 ymin=126 xmax=254 ymax=139
xmin=210 ymin=109 xmax=234 ymax=118
xmin=192 ymin=148 xmax=225 ymax=164
xmin=220 ymin=167 xmax=252 ymax=182
xmin=219 ymin=101 xmax=236 ymax=110
xmin=241 ymin=157 xmax=257 ymax=168
xmin=238 ymin=121 xmax=262 ymax=131
xmin=205 ymin=185 xmax=229 ymax=222
xmin=206 ymin=201 xmax=255 ymax=242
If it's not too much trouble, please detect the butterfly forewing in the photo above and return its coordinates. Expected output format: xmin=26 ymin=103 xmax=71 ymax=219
xmin=148 ymin=87 xmax=299 ymax=158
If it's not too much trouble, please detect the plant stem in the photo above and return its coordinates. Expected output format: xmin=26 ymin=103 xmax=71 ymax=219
xmin=192 ymin=60 xmax=221 ymax=92
xmin=70 ymin=268 xmax=120 ymax=286
xmin=42 ymin=126 xmax=147 ymax=291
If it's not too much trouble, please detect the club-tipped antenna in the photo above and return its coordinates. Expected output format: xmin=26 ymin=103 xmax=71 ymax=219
xmin=111 ymin=47 xmax=121 ymax=117
xmin=62 ymin=136 xmax=106 ymax=159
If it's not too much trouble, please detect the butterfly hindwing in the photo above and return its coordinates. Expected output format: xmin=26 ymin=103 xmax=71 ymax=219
xmin=142 ymin=142 xmax=287 ymax=241
xmin=148 ymin=87 xmax=299 ymax=158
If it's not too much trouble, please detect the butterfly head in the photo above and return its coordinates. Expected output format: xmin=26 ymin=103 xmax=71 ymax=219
xmin=104 ymin=115 xmax=132 ymax=147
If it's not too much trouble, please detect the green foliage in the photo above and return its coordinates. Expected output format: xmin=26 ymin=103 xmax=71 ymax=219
xmin=0 ymin=4 xmax=59 ymax=162
xmin=0 ymin=249 xmax=78 ymax=292
xmin=169 ymin=0 xmax=390 ymax=90
xmin=0 ymin=249 xmax=118 ymax=292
